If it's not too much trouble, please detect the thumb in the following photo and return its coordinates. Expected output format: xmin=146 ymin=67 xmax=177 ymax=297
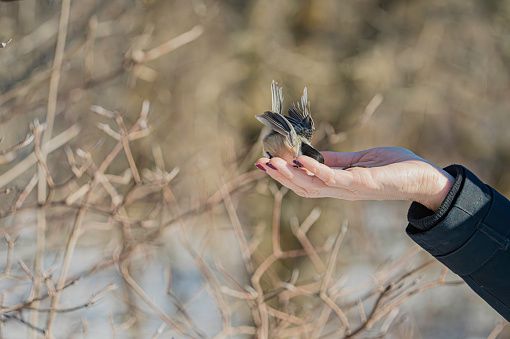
xmin=315 ymin=151 xmax=366 ymax=168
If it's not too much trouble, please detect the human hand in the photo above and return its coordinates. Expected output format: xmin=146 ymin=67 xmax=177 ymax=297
xmin=255 ymin=147 xmax=454 ymax=212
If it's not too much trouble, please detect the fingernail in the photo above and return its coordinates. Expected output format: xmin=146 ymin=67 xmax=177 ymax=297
xmin=293 ymin=160 xmax=304 ymax=167
xmin=266 ymin=162 xmax=277 ymax=170
xmin=255 ymin=164 xmax=266 ymax=172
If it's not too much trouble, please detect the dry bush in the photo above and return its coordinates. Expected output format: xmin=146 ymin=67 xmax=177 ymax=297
xmin=0 ymin=0 xmax=509 ymax=338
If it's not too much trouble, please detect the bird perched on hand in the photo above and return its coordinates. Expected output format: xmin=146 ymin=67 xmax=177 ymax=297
xmin=256 ymin=80 xmax=324 ymax=165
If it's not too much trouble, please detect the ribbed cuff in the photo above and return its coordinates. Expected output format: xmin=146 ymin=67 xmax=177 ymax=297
xmin=407 ymin=165 xmax=464 ymax=233
xmin=406 ymin=165 xmax=493 ymax=257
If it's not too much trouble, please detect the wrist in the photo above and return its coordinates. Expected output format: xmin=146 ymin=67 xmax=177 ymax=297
xmin=414 ymin=166 xmax=455 ymax=212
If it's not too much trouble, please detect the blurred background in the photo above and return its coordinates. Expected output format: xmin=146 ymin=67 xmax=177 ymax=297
xmin=0 ymin=0 xmax=509 ymax=338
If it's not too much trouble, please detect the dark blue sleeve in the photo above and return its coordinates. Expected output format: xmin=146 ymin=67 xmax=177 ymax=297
xmin=406 ymin=165 xmax=510 ymax=321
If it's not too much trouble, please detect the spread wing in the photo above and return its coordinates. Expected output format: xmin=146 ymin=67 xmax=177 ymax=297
xmin=271 ymin=80 xmax=284 ymax=115
xmin=288 ymin=87 xmax=314 ymax=131
xmin=255 ymin=111 xmax=297 ymax=146
xmin=255 ymin=80 xmax=314 ymax=146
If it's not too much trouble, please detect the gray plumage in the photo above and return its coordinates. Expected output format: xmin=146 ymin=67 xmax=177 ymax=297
xmin=255 ymin=80 xmax=324 ymax=164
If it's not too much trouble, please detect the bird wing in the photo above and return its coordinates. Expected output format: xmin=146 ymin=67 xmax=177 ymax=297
xmin=256 ymin=111 xmax=297 ymax=146
xmin=287 ymin=87 xmax=314 ymax=131
xmin=271 ymin=80 xmax=284 ymax=115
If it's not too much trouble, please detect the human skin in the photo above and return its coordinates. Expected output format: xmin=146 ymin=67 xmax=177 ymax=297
xmin=255 ymin=147 xmax=455 ymax=212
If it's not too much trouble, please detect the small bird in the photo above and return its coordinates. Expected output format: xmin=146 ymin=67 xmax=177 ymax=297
xmin=256 ymin=80 xmax=324 ymax=165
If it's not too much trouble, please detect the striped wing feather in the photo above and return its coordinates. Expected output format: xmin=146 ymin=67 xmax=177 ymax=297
xmin=255 ymin=111 xmax=296 ymax=146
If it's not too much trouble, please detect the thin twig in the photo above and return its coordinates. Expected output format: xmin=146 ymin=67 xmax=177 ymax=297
xmin=290 ymin=216 xmax=326 ymax=273
xmin=114 ymin=252 xmax=195 ymax=338
xmin=0 ymin=124 xmax=81 ymax=190
xmin=132 ymin=25 xmax=204 ymax=63
xmin=271 ymin=186 xmax=287 ymax=257
xmin=218 ymin=177 xmax=254 ymax=274
xmin=38 ymin=0 xmax=72 ymax=332
xmin=115 ymin=114 xmax=141 ymax=184
xmin=487 ymin=321 xmax=508 ymax=339
xmin=0 ymin=132 xmax=34 ymax=156
xmin=46 ymin=105 xmax=146 ymax=334
xmin=3 ymin=314 xmax=46 ymax=335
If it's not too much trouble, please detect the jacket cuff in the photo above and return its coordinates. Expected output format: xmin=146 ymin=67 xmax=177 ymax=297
xmin=406 ymin=165 xmax=493 ymax=259
xmin=407 ymin=165 xmax=464 ymax=232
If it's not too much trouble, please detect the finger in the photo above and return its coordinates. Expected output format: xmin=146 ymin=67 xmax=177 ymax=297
xmin=256 ymin=157 xmax=297 ymax=174
xmin=255 ymin=157 xmax=271 ymax=171
xmin=320 ymin=151 xmax=367 ymax=168
xmin=256 ymin=157 xmax=320 ymax=195
xmin=267 ymin=157 xmax=314 ymax=181
xmin=263 ymin=157 xmax=331 ymax=197
xmin=269 ymin=157 xmax=333 ymax=192
xmin=296 ymin=155 xmax=351 ymax=187
xmin=255 ymin=157 xmax=302 ymax=183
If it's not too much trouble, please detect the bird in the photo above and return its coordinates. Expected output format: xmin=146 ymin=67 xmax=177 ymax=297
xmin=255 ymin=80 xmax=324 ymax=166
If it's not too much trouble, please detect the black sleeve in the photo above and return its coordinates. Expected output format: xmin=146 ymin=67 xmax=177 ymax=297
xmin=406 ymin=165 xmax=510 ymax=321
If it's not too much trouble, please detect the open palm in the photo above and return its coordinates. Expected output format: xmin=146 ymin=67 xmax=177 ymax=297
xmin=255 ymin=147 xmax=454 ymax=212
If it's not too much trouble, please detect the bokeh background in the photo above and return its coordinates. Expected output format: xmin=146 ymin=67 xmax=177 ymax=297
xmin=0 ymin=0 xmax=509 ymax=338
